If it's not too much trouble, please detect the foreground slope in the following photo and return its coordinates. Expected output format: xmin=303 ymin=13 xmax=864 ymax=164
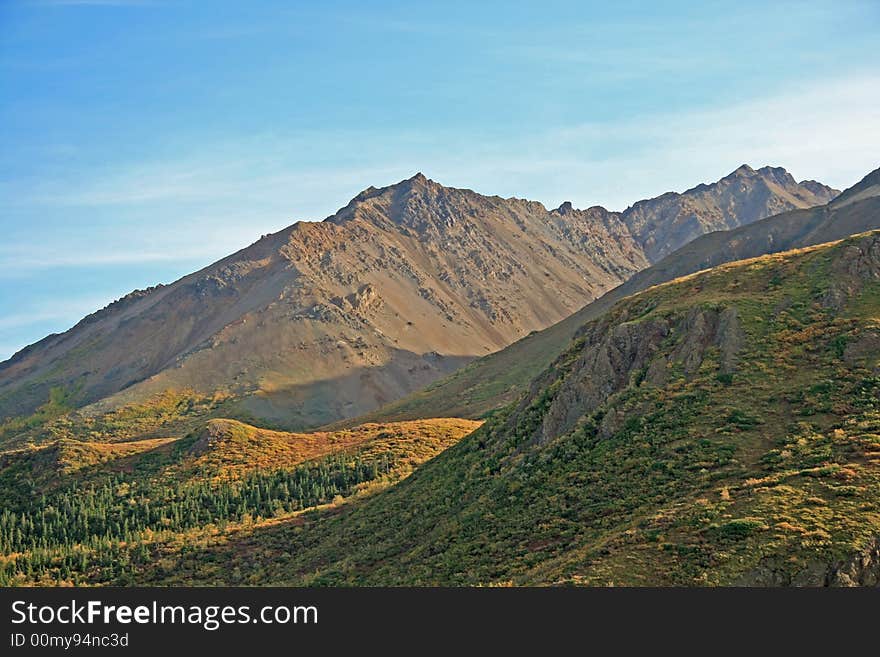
xmin=0 ymin=167 xmax=834 ymax=429
xmin=356 ymin=168 xmax=876 ymax=424
xmin=0 ymin=417 xmax=480 ymax=585
xmin=151 ymin=231 xmax=880 ymax=586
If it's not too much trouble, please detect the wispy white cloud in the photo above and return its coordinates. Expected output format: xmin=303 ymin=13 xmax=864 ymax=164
xmin=0 ymin=295 xmax=118 ymax=360
xmin=554 ymin=73 xmax=880 ymax=206
xmin=0 ymin=219 xmax=280 ymax=276
xmin=0 ymin=248 xmax=210 ymax=272
xmin=418 ymin=71 xmax=880 ymax=209
xmin=2 ymin=71 xmax=877 ymax=278
xmin=29 ymin=0 xmax=155 ymax=7
xmin=26 ymin=161 xmax=407 ymax=211
xmin=329 ymin=11 xmax=502 ymax=39
xmin=0 ymin=295 xmax=111 ymax=331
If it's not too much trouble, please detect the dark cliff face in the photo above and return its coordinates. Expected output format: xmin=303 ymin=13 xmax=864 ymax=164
xmin=739 ymin=536 xmax=880 ymax=586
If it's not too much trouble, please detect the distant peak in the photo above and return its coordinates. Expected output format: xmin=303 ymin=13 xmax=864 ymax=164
xmin=555 ymin=201 xmax=575 ymax=215
xmin=324 ymin=172 xmax=451 ymax=226
xmin=848 ymin=166 xmax=880 ymax=190
xmin=340 ymin=173 xmax=436 ymax=212
xmin=829 ymin=166 xmax=880 ymax=209
xmin=726 ymin=164 xmax=797 ymax=186
xmin=400 ymin=172 xmax=437 ymax=191
xmin=386 ymin=172 xmax=435 ymax=193
xmin=731 ymin=164 xmax=756 ymax=176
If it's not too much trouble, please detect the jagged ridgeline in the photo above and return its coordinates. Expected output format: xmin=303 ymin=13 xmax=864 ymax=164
xmin=137 ymin=231 xmax=880 ymax=586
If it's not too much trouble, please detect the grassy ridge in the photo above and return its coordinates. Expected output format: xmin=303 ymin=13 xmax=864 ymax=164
xmin=0 ymin=418 xmax=480 ymax=585
xmin=3 ymin=231 xmax=879 ymax=586
xmin=0 ymin=389 xmax=230 ymax=453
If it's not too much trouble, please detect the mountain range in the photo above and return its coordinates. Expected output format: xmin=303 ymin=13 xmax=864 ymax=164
xmin=0 ymin=165 xmax=837 ymax=430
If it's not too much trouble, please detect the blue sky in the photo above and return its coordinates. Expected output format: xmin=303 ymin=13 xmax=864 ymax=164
xmin=1 ymin=0 xmax=879 ymax=361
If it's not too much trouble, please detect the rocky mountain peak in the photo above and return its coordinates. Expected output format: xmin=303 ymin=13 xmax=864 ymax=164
xmin=554 ymin=201 xmax=575 ymax=215
xmin=730 ymin=163 xmax=756 ymax=177
xmin=722 ymin=164 xmax=795 ymax=187
xmin=406 ymin=171 xmax=430 ymax=187
xmin=621 ymin=164 xmax=840 ymax=262
xmin=757 ymin=164 xmax=795 ymax=184
xmin=799 ymin=179 xmax=837 ymax=198
xmin=325 ymin=172 xmax=445 ymax=227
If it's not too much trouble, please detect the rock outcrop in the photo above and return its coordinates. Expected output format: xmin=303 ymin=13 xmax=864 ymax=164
xmin=527 ymin=303 xmax=744 ymax=444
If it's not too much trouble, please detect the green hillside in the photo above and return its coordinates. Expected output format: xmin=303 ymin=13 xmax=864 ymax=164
xmin=142 ymin=231 xmax=880 ymax=586
xmin=0 ymin=417 xmax=480 ymax=585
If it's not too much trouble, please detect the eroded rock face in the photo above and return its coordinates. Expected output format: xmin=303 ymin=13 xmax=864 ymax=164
xmin=717 ymin=307 xmax=745 ymax=375
xmin=528 ymin=304 xmax=745 ymax=444
xmin=737 ymin=537 xmax=880 ymax=587
xmin=330 ymin=283 xmax=380 ymax=315
xmin=828 ymin=537 xmax=880 ymax=587
xmin=538 ymin=318 xmax=669 ymax=442
xmin=189 ymin=419 xmax=235 ymax=455
xmin=822 ymin=233 xmax=880 ymax=310
xmin=844 ymin=329 xmax=880 ymax=373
